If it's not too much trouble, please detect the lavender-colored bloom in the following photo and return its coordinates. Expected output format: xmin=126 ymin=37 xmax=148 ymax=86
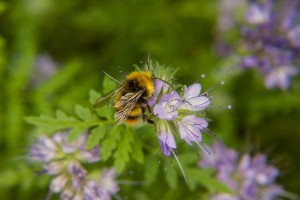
xmin=153 ymin=91 xmax=181 ymax=120
xmin=50 ymin=174 xmax=69 ymax=193
xmin=32 ymin=53 xmax=58 ymax=86
xmin=265 ymin=65 xmax=298 ymax=89
xmin=180 ymin=83 xmax=210 ymax=111
xmin=238 ymin=0 xmax=300 ymax=90
xmin=68 ymin=162 xmax=87 ymax=190
xmin=29 ymin=136 xmax=59 ymax=162
xmin=178 ymin=115 xmax=207 ymax=145
xmin=148 ymin=79 xmax=170 ymax=107
xmin=83 ymin=168 xmax=119 ymax=200
xmin=157 ymin=123 xmax=177 ymax=156
xmin=217 ymin=0 xmax=300 ymax=90
xmin=28 ymin=131 xmax=108 ymax=200
xmin=200 ymin=142 xmax=285 ymax=200
xmin=245 ymin=3 xmax=269 ymax=25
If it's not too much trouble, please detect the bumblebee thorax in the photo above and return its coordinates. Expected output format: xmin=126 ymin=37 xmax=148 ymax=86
xmin=126 ymin=71 xmax=154 ymax=98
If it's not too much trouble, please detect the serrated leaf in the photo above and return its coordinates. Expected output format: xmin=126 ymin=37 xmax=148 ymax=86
xmin=55 ymin=110 xmax=69 ymax=120
xmin=144 ymin=156 xmax=159 ymax=186
xmin=95 ymin=107 xmax=114 ymax=120
xmin=75 ymin=104 xmax=96 ymax=120
xmin=86 ymin=125 xmax=107 ymax=149
xmin=114 ymin=128 xmax=134 ymax=172
xmin=101 ymin=126 xmax=121 ymax=161
xmin=102 ymin=75 xmax=117 ymax=94
xmin=68 ymin=126 xmax=86 ymax=142
xmin=131 ymin=135 xmax=144 ymax=163
xmin=165 ymin=166 xmax=178 ymax=190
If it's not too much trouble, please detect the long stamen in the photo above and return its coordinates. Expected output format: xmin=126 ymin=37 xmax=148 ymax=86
xmin=171 ymin=150 xmax=187 ymax=183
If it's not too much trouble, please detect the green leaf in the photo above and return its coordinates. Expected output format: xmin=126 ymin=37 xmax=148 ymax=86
xmin=75 ymin=104 xmax=96 ymax=121
xmin=89 ymin=89 xmax=101 ymax=105
xmin=186 ymin=168 xmax=233 ymax=193
xmin=101 ymin=126 xmax=121 ymax=161
xmin=144 ymin=156 xmax=159 ymax=186
xmin=165 ymin=166 xmax=178 ymax=190
xmin=85 ymin=125 xmax=107 ymax=149
xmin=114 ymin=128 xmax=134 ymax=172
xmin=131 ymin=135 xmax=144 ymax=163
xmin=68 ymin=126 xmax=86 ymax=142
xmin=102 ymin=75 xmax=117 ymax=94
xmin=55 ymin=110 xmax=69 ymax=120
xmin=95 ymin=106 xmax=114 ymax=120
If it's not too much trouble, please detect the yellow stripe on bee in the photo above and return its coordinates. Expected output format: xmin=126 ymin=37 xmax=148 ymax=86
xmin=127 ymin=71 xmax=154 ymax=98
xmin=129 ymin=106 xmax=142 ymax=117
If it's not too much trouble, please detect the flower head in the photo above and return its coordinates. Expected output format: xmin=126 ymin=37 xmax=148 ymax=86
xmin=157 ymin=122 xmax=177 ymax=156
xmin=28 ymin=131 xmax=119 ymax=200
xmin=199 ymin=142 xmax=286 ymax=200
xmin=217 ymin=0 xmax=300 ymax=90
xmin=148 ymin=79 xmax=219 ymax=158
xmin=239 ymin=0 xmax=300 ymax=90
xmin=153 ymin=91 xmax=181 ymax=120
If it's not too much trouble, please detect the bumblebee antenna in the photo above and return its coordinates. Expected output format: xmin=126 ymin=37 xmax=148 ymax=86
xmin=103 ymin=71 xmax=121 ymax=83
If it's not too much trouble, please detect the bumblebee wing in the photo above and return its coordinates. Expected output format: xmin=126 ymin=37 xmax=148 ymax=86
xmin=114 ymin=90 xmax=144 ymax=125
xmin=93 ymin=83 xmax=125 ymax=108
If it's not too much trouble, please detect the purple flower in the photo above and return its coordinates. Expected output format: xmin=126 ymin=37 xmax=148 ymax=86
xmin=148 ymin=79 xmax=170 ymax=107
xmin=199 ymin=142 xmax=286 ymax=200
xmin=157 ymin=123 xmax=177 ymax=156
xmin=180 ymin=83 xmax=210 ymax=111
xmin=29 ymin=136 xmax=58 ymax=162
xmin=178 ymin=115 xmax=207 ymax=145
xmin=153 ymin=91 xmax=181 ymax=120
xmin=245 ymin=3 xmax=269 ymax=25
xmin=28 ymin=131 xmax=110 ymax=200
xmin=32 ymin=53 xmax=58 ymax=86
xmin=265 ymin=66 xmax=298 ymax=89
xmin=83 ymin=168 xmax=119 ymax=200
xmin=218 ymin=0 xmax=300 ymax=90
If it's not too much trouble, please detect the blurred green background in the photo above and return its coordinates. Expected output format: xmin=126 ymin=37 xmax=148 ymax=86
xmin=0 ymin=0 xmax=300 ymax=199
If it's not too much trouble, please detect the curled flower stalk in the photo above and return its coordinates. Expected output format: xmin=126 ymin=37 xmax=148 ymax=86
xmin=28 ymin=131 xmax=119 ymax=200
xmin=199 ymin=142 xmax=289 ymax=200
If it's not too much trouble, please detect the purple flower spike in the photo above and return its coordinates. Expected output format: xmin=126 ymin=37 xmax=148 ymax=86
xmin=180 ymin=83 xmax=210 ymax=111
xmin=153 ymin=91 xmax=181 ymax=120
xmin=158 ymin=123 xmax=176 ymax=156
xmin=200 ymin=142 xmax=286 ymax=200
xmin=178 ymin=115 xmax=208 ymax=145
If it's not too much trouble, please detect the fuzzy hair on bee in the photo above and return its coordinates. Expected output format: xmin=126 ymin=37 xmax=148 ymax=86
xmin=93 ymin=71 xmax=155 ymax=125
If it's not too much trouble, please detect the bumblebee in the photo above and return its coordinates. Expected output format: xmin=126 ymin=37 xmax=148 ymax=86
xmin=93 ymin=71 xmax=154 ymax=125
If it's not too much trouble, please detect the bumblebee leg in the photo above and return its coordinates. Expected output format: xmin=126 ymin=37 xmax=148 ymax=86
xmin=141 ymin=106 xmax=155 ymax=124
xmin=147 ymin=104 xmax=152 ymax=113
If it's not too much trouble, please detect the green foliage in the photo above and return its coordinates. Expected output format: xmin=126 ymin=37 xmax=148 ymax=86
xmin=1 ymin=0 xmax=300 ymax=199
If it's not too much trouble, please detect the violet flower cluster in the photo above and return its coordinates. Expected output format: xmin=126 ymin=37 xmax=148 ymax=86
xmin=240 ymin=0 xmax=300 ymax=90
xmin=200 ymin=142 xmax=285 ymax=200
xmin=148 ymin=79 xmax=218 ymax=157
xmin=28 ymin=131 xmax=119 ymax=200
